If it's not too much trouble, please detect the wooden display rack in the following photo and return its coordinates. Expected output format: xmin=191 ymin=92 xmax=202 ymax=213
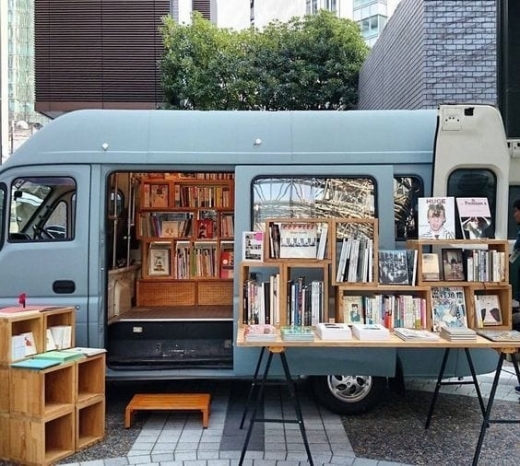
xmin=0 ymin=307 xmax=106 ymax=464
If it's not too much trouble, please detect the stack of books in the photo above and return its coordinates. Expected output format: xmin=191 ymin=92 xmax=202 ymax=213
xmin=394 ymin=328 xmax=440 ymax=341
xmin=244 ymin=324 xmax=277 ymax=342
xmin=476 ymin=329 xmax=520 ymax=342
xmin=439 ymin=326 xmax=477 ymax=341
xmin=280 ymin=326 xmax=314 ymax=342
xmin=351 ymin=323 xmax=390 ymax=341
xmin=315 ymin=323 xmax=352 ymax=340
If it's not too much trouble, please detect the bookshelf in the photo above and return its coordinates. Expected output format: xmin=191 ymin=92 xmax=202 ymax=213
xmin=238 ymin=218 xmax=512 ymax=334
xmin=407 ymin=239 xmax=511 ymax=331
xmin=136 ymin=175 xmax=235 ymax=309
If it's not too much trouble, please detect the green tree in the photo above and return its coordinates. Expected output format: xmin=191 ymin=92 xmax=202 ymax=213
xmin=160 ymin=10 xmax=368 ymax=110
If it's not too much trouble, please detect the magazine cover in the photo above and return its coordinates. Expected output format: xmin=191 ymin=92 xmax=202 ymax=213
xmin=456 ymin=197 xmax=493 ymax=239
xmin=474 ymin=294 xmax=502 ymax=327
xmin=418 ymin=197 xmax=456 ymax=239
xmin=431 ymin=286 xmax=467 ymax=331
xmin=441 ymin=248 xmax=465 ymax=281
xmin=279 ymin=222 xmax=317 ymax=259
xmin=378 ymin=250 xmax=409 ymax=285
xmin=242 ymin=231 xmax=264 ymax=262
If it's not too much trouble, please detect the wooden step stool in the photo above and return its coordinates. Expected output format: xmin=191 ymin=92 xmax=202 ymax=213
xmin=125 ymin=393 xmax=211 ymax=428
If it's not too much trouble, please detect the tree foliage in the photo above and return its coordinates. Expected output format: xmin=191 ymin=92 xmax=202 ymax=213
xmin=160 ymin=10 xmax=369 ymax=110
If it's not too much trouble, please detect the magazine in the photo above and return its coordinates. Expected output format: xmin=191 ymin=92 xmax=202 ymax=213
xmin=279 ymin=222 xmax=317 ymax=259
xmin=243 ymin=231 xmax=264 ymax=262
xmin=378 ymin=250 xmax=409 ymax=285
xmin=431 ymin=286 xmax=467 ymax=331
xmin=418 ymin=197 xmax=456 ymax=239
xmin=474 ymin=294 xmax=502 ymax=327
xmin=456 ymin=197 xmax=493 ymax=239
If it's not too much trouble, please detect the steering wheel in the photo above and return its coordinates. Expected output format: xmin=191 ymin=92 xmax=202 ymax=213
xmin=33 ymin=225 xmax=56 ymax=240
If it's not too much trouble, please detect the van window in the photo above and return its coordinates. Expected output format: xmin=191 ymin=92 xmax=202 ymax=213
xmin=394 ymin=176 xmax=423 ymax=241
xmin=508 ymin=186 xmax=520 ymax=239
xmin=252 ymin=176 xmax=375 ymax=230
xmin=9 ymin=177 xmax=76 ymax=241
xmin=447 ymin=169 xmax=497 ymax=239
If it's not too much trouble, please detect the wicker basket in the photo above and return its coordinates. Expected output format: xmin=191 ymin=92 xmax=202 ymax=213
xmin=197 ymin=281 xmax=233 ymax=306
xmin=137 ymin=280 xmax=196 ymax=306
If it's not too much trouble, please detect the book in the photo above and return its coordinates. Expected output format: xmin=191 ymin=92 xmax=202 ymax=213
xmin=394 ymin=328 xmax=440 ymax=341
xmin=421 ymin=253 xmax=440 ymax=281
xmin=477 ymin=329 xmax=520 ymax=342
xmin=441 ymin=248 xmax=465 ymax=281
xmin=243 ymin=231 xmax=264 ymax=262
xmin=244 ymin=324 xmax=277 ymax=342
xmin=418 ymin=197 xmax=456 ymax=239
xmin=62 ymin=346 xmax=107 ymax=357
xmin=336 ymin=238 xmax=351 ymax=282
xmin=440 ymin=326 xmax=477 ymax=341
xmin=220 ymin=250 xmax=234 ymax=279
xmin=279 ymin=222 xmax=317 ymax=259
xmin=149 ymin=184 xmax=169 ymax=208
xmin=378 ymin=250 xmax=409 ymax=285
xmin=431 ymin=286 xmax=467 ymax=331
xmin=351 ymin=323 xmax=390 ymax=341
xmin=10 ymin=358 xmax=61 ymax=370
xmin=474 ymin=294 xmax=502 ymax=327
xmin=280 ymin=326 xmax=314 ymax=341
xmin=20 ymin=331 xmax=37 ymax=356
xmin=46 ymin=328 xmax=57 ymax=351
xmin=406 ymin=249 xmax=418 ymax=286
xmin=33 ymin=350 xmax=85 ymax=362
xmin=316 ymin=223 xmax=329 ymax=260
xmin=315 ymin=323 xmax=352 ymax=340
xmin=342 ymin=295 xmax=364 ymax=324
xmin=196 ymin=218 xmax=214 ymax=239
xmin=11 ymin=335 xmax=26 ymax=361
xmin=456 ymin=197 xmax=493 ymax=239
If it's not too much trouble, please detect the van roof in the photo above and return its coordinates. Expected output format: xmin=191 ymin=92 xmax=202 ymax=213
xmin=4 ymin=109 xmax=437 ymax=168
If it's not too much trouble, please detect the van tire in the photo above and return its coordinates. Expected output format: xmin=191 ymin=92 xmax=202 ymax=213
xmin=310 ymin=374 xmax=385 ymax=415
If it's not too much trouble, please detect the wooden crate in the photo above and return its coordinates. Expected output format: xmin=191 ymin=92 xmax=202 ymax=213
xmin=0 ymin=312 xmax=43 ymax=364
xmin=76 ymin=395 xmax=105 ymax=451
xmin=0 ymin=413 xmax=9 ymax=460
xmin=0 ymin=366 xmax=10 ymax=414
xmin=9 ymin=410 xmax=75 ymax=466
xmin=77 ymin=354 xmax=106 ymax=405
xmin=137 ymin=280 xmax=196 ymax=306
xmin=10 ymin=361 xmax=75 ymax=418
xmin=197 ymin=281 xmax=233 ymax=306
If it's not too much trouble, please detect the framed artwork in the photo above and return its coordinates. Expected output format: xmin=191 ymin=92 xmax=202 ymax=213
xmin=149 ymin=243 xmax=171 ymax=276
xmin=441 ymin=248 xmax=465 ymax=281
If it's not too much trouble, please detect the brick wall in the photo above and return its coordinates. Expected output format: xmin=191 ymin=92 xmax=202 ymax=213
xmin=358 ymin=0 xmax=497 ymax=110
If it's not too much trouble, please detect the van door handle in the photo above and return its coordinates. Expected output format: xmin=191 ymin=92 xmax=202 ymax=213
xmin=53 ymin=280 xmax=76 ymax=294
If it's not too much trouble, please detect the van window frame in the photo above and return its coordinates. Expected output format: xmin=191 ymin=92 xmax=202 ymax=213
xmin=0 ymin=183 xmax=5 ymax=248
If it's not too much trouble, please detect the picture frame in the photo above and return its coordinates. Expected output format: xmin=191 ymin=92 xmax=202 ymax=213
xmin=148 ymin=243 xmax=171 ymax=276
xmin=243 ymin=231 xmax=264 ymax=262
xmin=441 ymin=248 xmax=465 ymax=281
xmin=149 ymin=183 xmax=169 ymax=208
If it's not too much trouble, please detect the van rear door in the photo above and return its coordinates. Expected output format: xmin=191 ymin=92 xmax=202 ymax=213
xmin=0 ymin=166 xmax=92 ymax=346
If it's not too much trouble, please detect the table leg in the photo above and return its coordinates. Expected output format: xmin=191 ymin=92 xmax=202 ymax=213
xmin=425 ymin=347 xmax=450 ymax=429
xmin=472 ymin=352 xmax=505 ymax=466
xmin=279 ymin=350 xmax=314 ymax=466
xmin=240 ymin=347 xmax=265 ymax=429
xmin=239 ymin=350 xmax=273 ymax=466
xmin=464 ymin=348 xmax=486 ymax=418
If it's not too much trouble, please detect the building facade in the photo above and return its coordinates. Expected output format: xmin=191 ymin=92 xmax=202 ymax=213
xmin=358 ymin=0 xmax=497 ymax=110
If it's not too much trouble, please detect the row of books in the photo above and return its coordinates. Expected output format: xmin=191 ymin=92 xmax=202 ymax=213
xmin=342 ymin=294 xmax=427 ymax=329
xmin=139 ymin=212 xmax=193 ymax=238
xmin=176 ymin=185 xmax=232 ymax=208
xmin=336 ymin=236 xmax=374 ymax=283
xmin=377 ymin=248 xmax=506 ymax=285
xmin=339 ymin=287 xmax=505 ymax=332
xmin=267 ymin=222 xmax=328 ymax=260
xmin=242 ymin=276 xmax=324 ymax=327
xmin=11 ymin=347 xmax=106 ymax=370
xmin=11 ymin=325 xmax=73 ymax=361
xmin=245 ymin=323 xmax=520 ymax=343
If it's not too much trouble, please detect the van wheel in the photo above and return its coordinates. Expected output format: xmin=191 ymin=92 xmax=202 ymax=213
xmin=311 ymin=374 xmax=385 ymax=415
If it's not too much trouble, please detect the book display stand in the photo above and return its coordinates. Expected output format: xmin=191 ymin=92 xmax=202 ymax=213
xmin=136 ymin=175 xmax=235 ymax=313
xmin=0 ymin=307 xmax=105 ymax=465
xmin=237 ymin=217 xmax=518 ymax=466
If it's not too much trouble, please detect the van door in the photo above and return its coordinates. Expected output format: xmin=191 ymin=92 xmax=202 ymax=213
xmin=0 ymin=166 xmax=92 ymax=346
